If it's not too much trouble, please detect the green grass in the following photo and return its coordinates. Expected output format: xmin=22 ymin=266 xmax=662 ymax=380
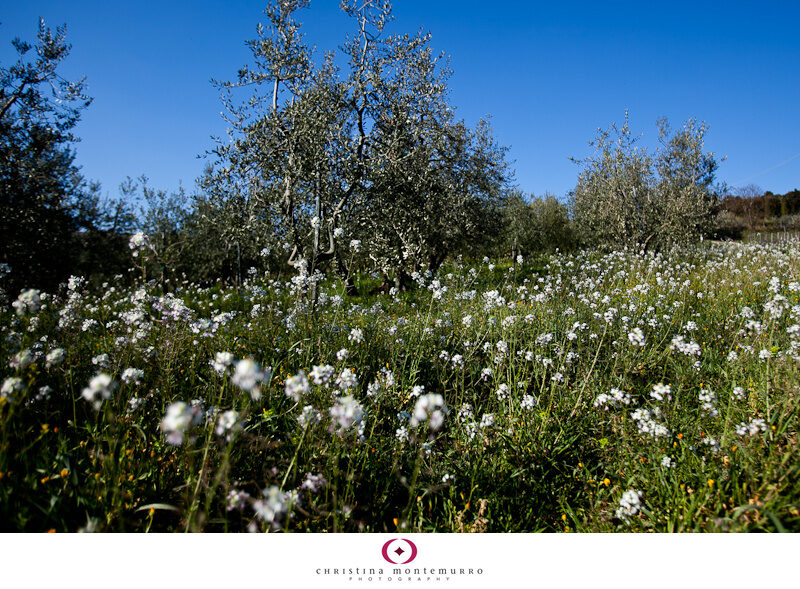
xmin=1 ymin=242 xmax=799 ymax=532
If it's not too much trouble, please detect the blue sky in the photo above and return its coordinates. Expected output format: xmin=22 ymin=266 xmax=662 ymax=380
xmin=2 ymin=1 xmax=799 ymax=199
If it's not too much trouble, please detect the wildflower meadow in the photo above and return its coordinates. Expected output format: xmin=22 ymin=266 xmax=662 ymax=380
xmin=2 ymin=2 xmax=799 ymax=541
xmin=2 ymin=242 xmax=798 ymax=532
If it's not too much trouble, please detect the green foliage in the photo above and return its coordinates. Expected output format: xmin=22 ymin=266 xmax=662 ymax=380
xmin=0 ymin=20 xmax=137 ymax=294
xmin=206 ymin=0 xmax=510 ymax=288
xmin=0 ymin=19 xmax=93 ymax=294
xmin=570 ymin=113 xmax=720 ymax=251
xmin=712 ymin=209 xmax=745 ymax=241
xmin=720 ymin=186 xmax=800 ymax=231
xmin=504 ymin=190 xmax=575 ymax=256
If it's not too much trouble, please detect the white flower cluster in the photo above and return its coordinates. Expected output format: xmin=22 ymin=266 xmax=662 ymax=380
xmin=329 ymin=395 xmax=364 ymax=437
xmin=630 ymin=408 xmax=670 ymax=438
xmin=650 ymin=383 xmax=671 ymax=402
xmin=395 ymin=424 xmax=409 ymax=443
xmin=410 ymin=384 xmax=425 ymax=398
xmin=764 ymin=293 xmax=789 ymax=320
xmin=735 ymin=418 xmax=767 ymax=436
xmin=670 ymin=335 xmax=701 ymax=356
xmin=224 ymin=489 xmax=250 ymax=512
xmin=698 ymin=389 xmax=718 ymax=417
xmin=92 ymin=353 xmax=109 ymax=367
xmin=211 ymin=351 xmax=235 ymax=375
xmin=252 ymin=486 xmax=292 ymax=529
xmin=410 ymin=393 xmax=448 ymax=431
xmin=367 ymin=367 xmax=395 ymax=397
xmin=231 ymin=358 xmax=270 ymax=401
xmin=9 ymin=349 xmax=35 ymax=370
xmin=335 ymin=368 xmax=358 ymax=391
xmin=627 ymin=327 xmax=646 ymax=347
xmin=616 ymin=490 xmax=643 ymax=521
xmin=702 ymin=436 xmax=720 ymax=453
xmin=285 ymin=370 xmax=310 ymax=402
xmin=482 ymin=290 xmax=506 ymax=311
xmin=12 ymin=289 xmax=41 ymax=317
xmin=46 ymin=348 xmax=66 ymax=367
xmin=479 ymin=413 xmax=495 ymax=428
xmin=128 ymin=232 xmax=152 ymax=258
xmin=594 ymin=387 xmax=632 ymax=409
xmin=1 ymin=377 xmax=24 ymax=399
xmin=121 ymin=367 xmax=144 ymax=385
xmin=428 ymin=279 xmax=448 ymax=300
xmin=495 ymin=383 xmax=510 ymax=401
xmin=301 ymin=473 xmax=327 ymax=494
xmin=160 ymin=401 xmax=204 ymax=445
xmin=297 ymin=405 xmax=322 ymax=428
xmin=81 ymin=373 xmax=117 ymax=410
xmin=309 ymin=364 xmax=335 ymax=386
xmin=215 ymin=410 xmax=242 ymax=441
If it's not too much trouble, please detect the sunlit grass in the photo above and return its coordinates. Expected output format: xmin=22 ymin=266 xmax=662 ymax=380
xmin=1 ymin=242 xmax=798 ymax=532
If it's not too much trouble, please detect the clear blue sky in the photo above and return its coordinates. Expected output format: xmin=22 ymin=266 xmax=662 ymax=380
xmin=2 ymin=0 xmax=799 ymax=199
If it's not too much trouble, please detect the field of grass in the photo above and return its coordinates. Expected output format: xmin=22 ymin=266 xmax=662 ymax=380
xmin=1 ymin=242 xmax=799 ymax=532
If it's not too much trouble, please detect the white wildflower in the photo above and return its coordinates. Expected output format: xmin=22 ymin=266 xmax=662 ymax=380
xmin=309 ymin=364 xmax=335 ymax=386
xmin=215 ymin=410 xmax=242 ymax=441
xmin=627 ymin=327 xmax=646 ymax=347
xmin=212 ymin=352 xmax=235 ymax=375
xmin=410 ymin=393 xmax=448 ymax=431
xmin=81 ymin=373 xmax=117 ymax=410
xmin=297 ymin=405 xmax=321 ymax=428
xmin=121 ymin=367 xmax=144 ymax=385
xmin=650 ymin=383 xmax=672 ymax=402
xmin=1 ymin=377 xmax=24 ymax=399
xmin=253 ymin=486 xmax=290 ymax=528
xmin=329 ymin=395 xmax=364 ymax=436
xmin=616 ymin=490 xmax=643 ymax=521
xmin=285 ymin=370 xmax=310 ymax=402
xmin=479 ymin=413 xmax=495 ymax=428
xmin=496 ymin=383 xmax=510 ymax=401
xmin=348 ymin=328 xmax=364 ymax=344
xmin=46 ymin=348 xmax=66 ymax=367
xmin=12 ymin=289 xmax=41 ymax=316
xmin=335 ymin=368 xmax=358 ymax=391
xmin=160 ymin=401 xmax=203 ymax=445
xmin=231 ymin=359 xmax=269 ymax=400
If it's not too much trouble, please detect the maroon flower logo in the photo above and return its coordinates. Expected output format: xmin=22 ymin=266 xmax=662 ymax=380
xmin=381 ymin=538 xmax=418 ymax=564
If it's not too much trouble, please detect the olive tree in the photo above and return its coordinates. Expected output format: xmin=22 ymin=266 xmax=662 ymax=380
xmin=570 ymin=113 xmax=720 ymax=251
xmin=0 ymin=19 xmax=92 ymax=293
xmin=504 ymin=190 xmax=574 ymax=257
xmin=208 ymin=0 xmax=317 ymax=271
xmin=346 ymin=47 xmax=509 ymax=287
xmin=207 ymin=0 xmax=510 ymax=294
